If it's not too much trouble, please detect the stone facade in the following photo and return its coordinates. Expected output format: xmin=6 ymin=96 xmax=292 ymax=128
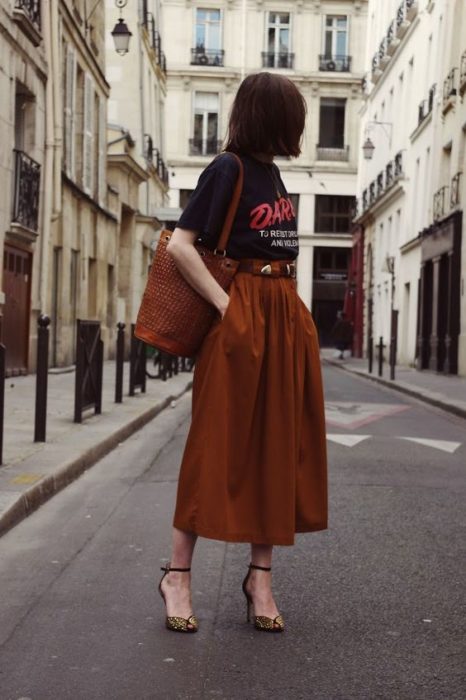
xmin=355 ymin=0 xmax=466 ymax=375
xmin=162 ymin=0 xmax=368 ymax=346
xmin=0 ymin=0 xmax=166 ymax=372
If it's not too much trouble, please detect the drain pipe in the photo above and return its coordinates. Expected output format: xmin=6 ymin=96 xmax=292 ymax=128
xmin=39 ymin=0 xmax=55 ymax=317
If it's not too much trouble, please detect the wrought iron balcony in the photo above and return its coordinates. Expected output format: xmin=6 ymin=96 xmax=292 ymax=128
xmin=155 ymin=150 xmax=169 ymax=186
xmin=451 ymin=172 xmax=461 ymax=208
xmin=191 ymin=48 xmax=225 ymax=67
xmin=261 ymin=52 xmax=294 ymax=69
xmin=15 ymin=0 xmax=40 ymax=28
xmin=189 ymin=138 xmax=222 ymax=156
xmin=316 ymin=145 xmax=349 ymax=162
xmin=433 ymin=186 xmax=448 ymax=221
xmin=376 ymin=171 xmax=385 ymax=197
xmin=443 ymin=68 xmax=457 ymax=105
xmin=428 ymin=83 xmax=436 ymax=111
xmin=396 ymin=0 xmax=410 ymax=37
xmin=394 ymin=151 xmax=403 ymax=178
xmin=385 ymin=161 xmax=393 ymax=189
xmin=12 ymin=149 xmax=41 ymax=233
xmin=13 ymin=0 xmax=41 ymax=44
xmin=418 ymin=99 xmax=428 ymax=125
xmin=144 ymin=134 xmax=154 ymax=163
xmin=460 ymin=50 xmax=466 ymax=94
xmin=318 ymin=55 xmax=351 ymax=72
xmin=369 ymin=181 xmax=376 ymax=205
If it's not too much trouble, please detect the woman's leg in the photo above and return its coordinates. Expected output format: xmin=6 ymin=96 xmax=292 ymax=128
xmin=160 ymin=527 xmax=198 ymax=625
xmin=245 ymin=544 xmax=281 ymax=620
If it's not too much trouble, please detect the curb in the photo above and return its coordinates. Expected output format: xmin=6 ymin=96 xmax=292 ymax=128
xmin=0 ymin=381 xmax=193 ymax=539
xmin=323 ymin=359 xmax=466 ymax=420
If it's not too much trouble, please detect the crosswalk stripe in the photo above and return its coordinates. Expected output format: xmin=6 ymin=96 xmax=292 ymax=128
xmin=399 ymin=437 xmax=461 ymax=453
xmin=327 ymin=434 xmax=371 ymax=447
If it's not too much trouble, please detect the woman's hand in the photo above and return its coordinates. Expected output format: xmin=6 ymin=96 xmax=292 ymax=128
xmin=166 ymin=228 xmax=232 ymax=313
xmin=217 ymin=291 xmax=230 ymax=319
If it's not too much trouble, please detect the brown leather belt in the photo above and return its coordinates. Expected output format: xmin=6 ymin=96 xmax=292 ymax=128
xmin=237 ymin=259 xmax=297 ymax=278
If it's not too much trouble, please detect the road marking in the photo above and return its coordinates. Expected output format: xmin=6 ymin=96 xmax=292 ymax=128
xmin=325 ymin=402 xmax=410 ymax=429
xmin=10 ymin=473 xmax=44 ymax=485
xmin=399 ymin=437 xmax=461 ymax=454
xmin=327 ymin=434 xmax=371 ymax=447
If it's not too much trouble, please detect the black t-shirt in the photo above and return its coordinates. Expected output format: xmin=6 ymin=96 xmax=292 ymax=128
xmin=177 ymin=153 xmax=298 ymax=260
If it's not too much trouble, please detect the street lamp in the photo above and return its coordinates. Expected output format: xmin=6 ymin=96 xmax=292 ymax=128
xmin=362 ymin=121 xmax=393 ymax=160
xmin=362 ymin=137 xmax=375 ymax=160
xmin=111 ymin=0 xmax=132 ymax=56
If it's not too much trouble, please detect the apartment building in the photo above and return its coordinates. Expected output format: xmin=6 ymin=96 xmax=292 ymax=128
xmin=353 ymin=0 xmax=465 ymax=375
xmin=0 ymin=0 xmax=47 ymax=374
xmin=162 ymin=0 xmax=368 ymax=345
xmin=105 ymin=0 xmax=170 ymax=338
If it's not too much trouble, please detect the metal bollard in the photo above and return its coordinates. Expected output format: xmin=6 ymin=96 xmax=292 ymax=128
xmin=34 ymin=314 xmax=50 ymax=442
xmin=368 ymin=336 xmax=373 ymax=374
xmin=115 ymin=322 xmax=125 ymax=403
xmin=377 ymin=336 xmax=385 ymax=377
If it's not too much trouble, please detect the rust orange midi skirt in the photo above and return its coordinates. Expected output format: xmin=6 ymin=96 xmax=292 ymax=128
xmin=173 ymin=270 xmax=328 ymax=546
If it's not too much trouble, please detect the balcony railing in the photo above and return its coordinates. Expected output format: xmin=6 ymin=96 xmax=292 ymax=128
xmin=13 ymin=0 xmax=41 ymax=44
xmin=155 ymin=149 xmax=169 ymax=186
xmin=189 ymin=138 xmax=222 ymax=156
xmin=358 ymin=151 xmax=404 ymax=216
xmin=316 ymin=145 xmax=349 ymax=162
xmin=318 ymin=55 xmax=351 ymax=72
xmin=141 ymin=11 xmax=167 ymax=75
xmin=14 ymin=0 xmax=40 ymax=29
xmin=443 ymin=68 xmax=457 ymax=106
xmin=460 ymin=50 xmax=466 ymax=94
xmin=417 ymin=83 xmax=436 ymax=126
xmin=433 ymin=186 xmax=448 ymax=221
xmin=12 ymin=149 xmax=41 ymax=232
xmin=191 ymin=48 xmax=225 ymax=67
xmin=394 ymin=151 xmax=403 ymax=178
xmin=261 ymin=52 xmax=294 ymax=69
xmin=451 ymin=172 xmax=461 ymax=208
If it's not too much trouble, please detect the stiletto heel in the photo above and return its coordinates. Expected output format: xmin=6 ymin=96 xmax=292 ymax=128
xmin=158 ymin=563 xmax=198 ymax=633
xmin=241 ymin=563 xmax=285 ymax=633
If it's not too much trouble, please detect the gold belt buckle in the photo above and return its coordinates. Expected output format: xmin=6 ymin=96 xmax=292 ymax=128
xmin=260 ymin=264 xmax=272 ymax=275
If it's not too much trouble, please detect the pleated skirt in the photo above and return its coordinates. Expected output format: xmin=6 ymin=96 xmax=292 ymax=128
xmin=173 ymin=270 xmax=328 ymax=546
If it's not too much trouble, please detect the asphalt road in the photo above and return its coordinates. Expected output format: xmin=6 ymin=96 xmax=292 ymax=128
xmin=0 ymin=365 xmax=465 ymax=700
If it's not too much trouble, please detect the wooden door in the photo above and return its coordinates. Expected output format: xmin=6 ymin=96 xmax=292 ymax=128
xmin=2 ymin=244 xmax=31 ymax=374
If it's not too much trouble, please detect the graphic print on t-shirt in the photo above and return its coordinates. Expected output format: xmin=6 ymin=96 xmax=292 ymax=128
xmin=249 ymin=195 xmax=298 ymax=252
xmin=176 ymin=153 xmax=299 ymax=261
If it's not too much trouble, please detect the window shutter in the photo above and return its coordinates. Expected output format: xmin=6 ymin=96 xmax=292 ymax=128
xmin=83 ymin=73 xmax=94 ymax=195
xmin=64 ymin=45 xmax=76 ymax=178
xmin=98 ymin=96 xmax=106 ymax=206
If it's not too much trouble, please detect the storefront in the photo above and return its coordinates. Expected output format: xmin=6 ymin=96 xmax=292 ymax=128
xmin=416 ymin=210 xmax=462 ymax=374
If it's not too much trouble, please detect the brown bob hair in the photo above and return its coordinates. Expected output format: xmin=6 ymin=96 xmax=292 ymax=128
xmin=224 ymin=72 xmax=307 ymax=158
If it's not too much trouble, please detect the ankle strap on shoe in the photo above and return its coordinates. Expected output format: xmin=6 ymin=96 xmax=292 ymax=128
xmin=249 ymin=563 xmax=271 ymax=571
xmin=161 ymin=564 xmax=191 ymax=573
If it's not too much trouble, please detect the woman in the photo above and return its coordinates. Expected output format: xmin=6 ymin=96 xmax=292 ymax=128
xmin=158 ymin=72 xmax=327 ymax=633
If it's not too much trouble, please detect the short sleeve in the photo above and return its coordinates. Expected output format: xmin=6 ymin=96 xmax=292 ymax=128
xmin=177 ymin=153 xmax=240 ymax=249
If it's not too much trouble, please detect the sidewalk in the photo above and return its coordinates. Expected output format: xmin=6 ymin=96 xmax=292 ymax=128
xmin=322 ymin=348 xmax=466 ymax=419
xmin=0 ymin=361 xmax=193 ymax=537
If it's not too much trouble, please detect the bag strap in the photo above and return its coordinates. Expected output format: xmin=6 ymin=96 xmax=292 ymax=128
xmin=215 ymin=152 xmax=244 ymax=255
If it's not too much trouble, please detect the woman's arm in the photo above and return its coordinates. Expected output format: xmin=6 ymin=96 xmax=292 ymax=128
xmin=166 ymin=227 xmax=230 ymax=318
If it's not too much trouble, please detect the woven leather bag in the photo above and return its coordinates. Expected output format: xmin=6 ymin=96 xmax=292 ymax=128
xmin=134 ymin=154 xmax=243 ymax=357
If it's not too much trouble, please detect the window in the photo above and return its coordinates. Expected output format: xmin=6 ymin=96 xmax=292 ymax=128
xmin=192 ymin=9 xmax=224 ymax=66
xmin=313 ymin=248 xmax=350 ymax=280
xmin=191 ymin=92 xmax=219 ymax=156
xmin=319 ymin=98 xmax=346 ymax=148
xmin=64 ymin=44 xmax=77 ymax=178
xmin=83 ymin=73 xmax=95 ymax=195
xmin=324 ymin=16 xmax=347 ymax=57
xmin=263 ymin=13 xmax=293 ymax=68
xmin=195 ymin=9 xmax=221 ymax=51
xmin=180 ymin=189 xmax=194 ymax=209
xmin=315 ymin=195 xmax=354 ymax=233
xmin=289 ymin=194 xmax=299 ymax=226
